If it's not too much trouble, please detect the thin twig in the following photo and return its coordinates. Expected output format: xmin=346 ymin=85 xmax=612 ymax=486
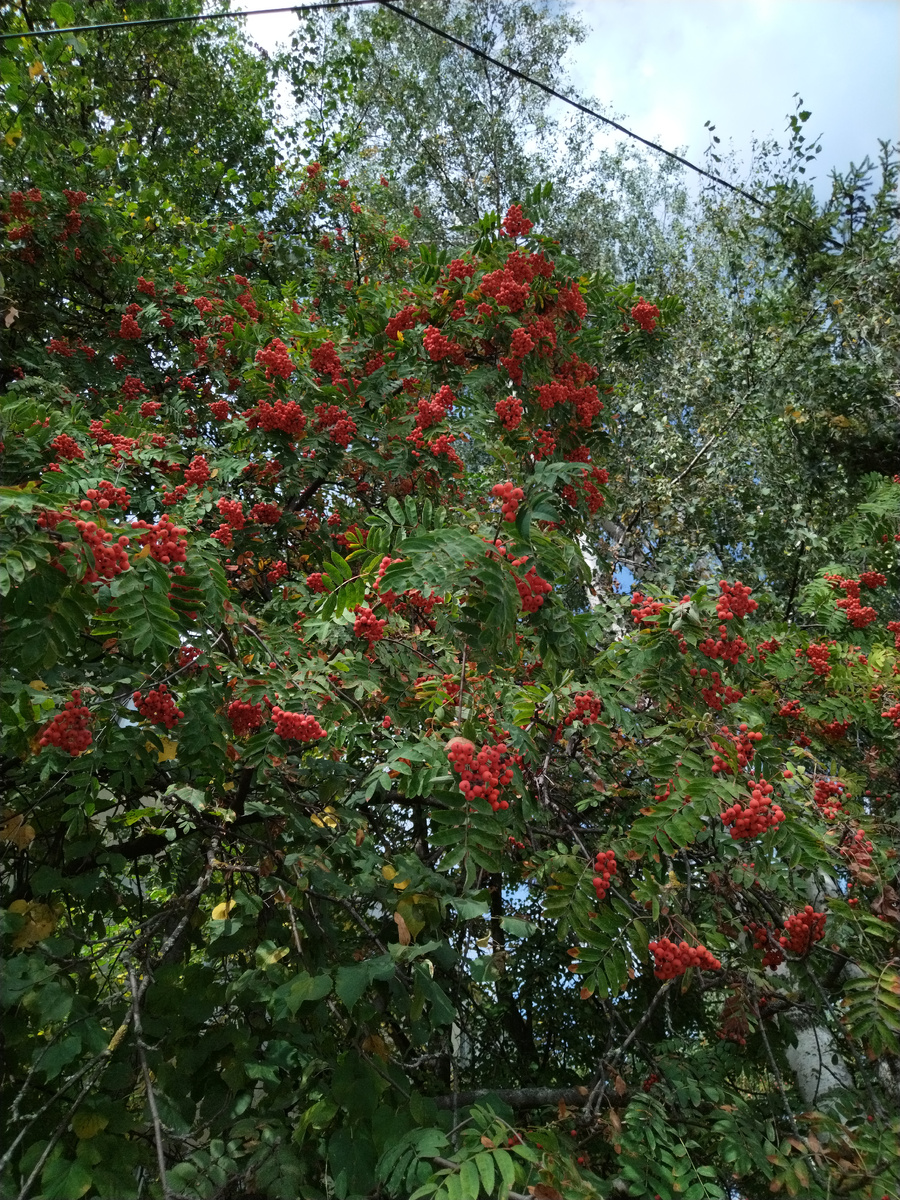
xmin=127 ymin=962 xmax=175 ymax=1200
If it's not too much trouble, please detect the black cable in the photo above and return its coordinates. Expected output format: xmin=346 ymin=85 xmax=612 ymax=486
xmin=0 ymin=1 xmax=377 ymax=42
xmin=2 ymin=0 xmax=842 ymax=247
xmin=375 ymin=1 xmax=841 ymax=247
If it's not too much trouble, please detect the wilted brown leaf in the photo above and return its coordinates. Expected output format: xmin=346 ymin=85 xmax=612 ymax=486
xmin=394 ymin=911 xmax=411 ymax=945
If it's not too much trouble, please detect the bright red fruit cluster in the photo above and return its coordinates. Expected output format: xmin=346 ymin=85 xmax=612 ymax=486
xmin=799 ymin=642 xmax=833 ymax=676
xmin=255 ymin=337 xmax=294 ymax=380
xmin=353 ymin=605 xmax=387 ymax=649
xmin=447 ymin=737 xmax=515 ymax=811
xmin=649 ymin=938 xmax=722 ymax=979
xmin=825 ymin=574 xmax=878 ymax=628
xmin=716 ymin=580 xmax=758 ymax=620
xmin=814 ymin=779 xmax=846 ymax=821
xmin=710 ymin=723 xmax=762 ymax=774
xmin=501 ymin=203 xmax=533 ymax=238
xmin=564 ymin=692 xmax=603 ymax=727
xmin=227 ymin=698 xmax=264 ymax=736
xmin=38 ymin=691 xmax=92 ymax=755
xmin=271 ymin=708 xmax=326 ymax=743
xmin=306 ymin=573 xmax=328 ymax=594
xmin=495 ymin=395 xmax=524 ymax=431
xmin=491 ymin=481 xmax=525 ymax=522
xmin=779 ymin=906 xmax=826 ymax=955
xmin=86 ymin=481 xmax=130 ymax=509
xmin=591 ymin=850 xmax=616 ymax=900
xmin=50 ymin=433 xmax=84 ymax=461
xmin=72 ymin=520 xmax=130 ymax=583
xmin=514 ymin=567 xmax=552 ymax=613
xmin=132 ymin=516 xmax=188 ymax=566
xmin=133 ymin=685 xmax=184 ymax=729
xmin=745 ymin=922 xmax=785 ymax=969
xmin=630 ymin=298 xmax=660 ymax=333
xmin=721 ymin=778 xmax=785 ymax=839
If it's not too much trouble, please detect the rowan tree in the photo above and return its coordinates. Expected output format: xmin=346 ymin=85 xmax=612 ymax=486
xmin=1 ymin=5 xmax=899 ymax=1200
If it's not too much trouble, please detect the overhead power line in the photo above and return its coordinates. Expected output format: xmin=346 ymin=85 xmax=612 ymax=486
xmin=2 ymin=0 xmax=838 ymax=245
xmin=0 ymin=2 xmax=377 ymax=43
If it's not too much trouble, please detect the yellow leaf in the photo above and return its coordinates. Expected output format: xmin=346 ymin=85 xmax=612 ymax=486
xmin=28 ymin=680 xmax=47 ymax=690
xmin=72 ymin=1113 xmax=109 ymax=1139
xmin=381 ymin=864 xmax=398 ymax=881
xmin=29 ymin=61 xmax=44 ymax=79
xmin=10 ymin=901 xmax=60 ymax=948
xmin=361 ymin=1033 xmax=389 ymax=1060
xmin=211 ymin=900 xmax=235 ymax=921
xmin=131 ymin=544 xmax=151 ymax=562
xmin=311 ymin=805 xmax=339 ymax=829
xmin=155 ymin=737 xmax=178 ymax=763
xmin=0 ymin=813 xmax=35 ymax=849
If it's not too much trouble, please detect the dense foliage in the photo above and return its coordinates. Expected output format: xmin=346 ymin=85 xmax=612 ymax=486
xmin=2 ymin=4 xmax=899 ymax=1200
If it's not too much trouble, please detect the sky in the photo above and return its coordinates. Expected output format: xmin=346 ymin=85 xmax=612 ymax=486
xmin=244 ymin=0 xmax=899 ymax=191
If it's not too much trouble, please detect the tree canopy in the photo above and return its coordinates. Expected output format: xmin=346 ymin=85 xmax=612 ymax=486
xmin=1 ymin=5 xmax=899 ymax=1200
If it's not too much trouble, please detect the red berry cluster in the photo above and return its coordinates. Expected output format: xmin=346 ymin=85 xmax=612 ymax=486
xmin=249 ymin=503 xmax=282 ymax=525
xmin=38 ymin=691 xmax=92 ymax=755
xmin=86 ymin=481 xmax=130 ymax=510
xmin=501 ymin=203 xmax=533 ymax=238
xmin=217 ymin=498 xmax=245 ymax=529
xmin=353 ymin=605 xmax=387 ymax=649
xmin=858 ymin=570 xmax=887 ymax=589
xmin=75 ymin=520 xmax=131 ymax=583
xmin=564 ymin=692 xmax=603 ymax=727
xmin=649 ymin=937 xmax=721 ymax=979
xmin=209 ymin=400 xmax=231 ymax=420
xmin=630 ymin=298 xmax=660 ymax=333
xmin=422 ymin=325 xmax=465 ymax=364
xmin=314 ymin=403 xmax=357 ymax=447
xmin=495 ymin=395 xmax=523 ymax=430
xmin=266 ymin=560 xmax=288 ymax=583
xmin=779 ymin=906 xmax=825 ymax=955
xmin=721 ymin=778 xmax=785 ymax=840
xmin=255 ymin=337 xmax=294 ymax=380
xmin=630 ymin=591 xmax=664 ymax=623
xmin=690 ymin=667 xmax=744 ymax=712
xmin=698 ymin=624 xmax=749 ymax=666
xmin=491 ymin=481 xmax=525 ymax=522
xmin=184 ymin=454 xmax=210 ymax=486
xmin=514 ymin=567 xmax=552 ymax=613
xmin=447 ymin=737 xmax=515 ymax=811
xmin=178 ymin=645 xmax=202 ymax=670
xmin=132 ymin=516 xmax=188 ymax=566
xmin=813 ymin=779 xmax=846 ymax=821
xmin=840 ymin=829 xmax=873 ymax=872
xmin=825 ymin=574 xmax=878 ymax=628
xmin=716 ymin=580 xmax=758 ymax=620
xmin=50 ymin=433 xmax=84 ymax=461
xmin=306 ymin=572 xmax=328 ymax=594
xmin=271 ymin=707 xmax=326 ymax=743
xmin=133 ymin=684 xmax=184 ymax=729
xmin=778 ymin=700 xmax=804 ymax=720
xmin=121 ymin=375 xmax=148 ymax=402
xmin=246 ymin=398 xmax=307 ymax=435
xmin=710 ymin=723 xmax=762 ymax=774
xmin=798 ymin=642 xmax=833 ymax=677
xmin=119 ymin=309 xmax=142 ymax=339
xmin=745 ymin=922 xmax=785 ymax=969
xmin=642 ymin=1073 xmax=660 ymax=1093
xmin=881 ymin=701 xmax=900 ymax=729
xmin=227 ymin=699 xmax=264 ymax=736
xmin=591 ymin=850 xmax=617 ymax=900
